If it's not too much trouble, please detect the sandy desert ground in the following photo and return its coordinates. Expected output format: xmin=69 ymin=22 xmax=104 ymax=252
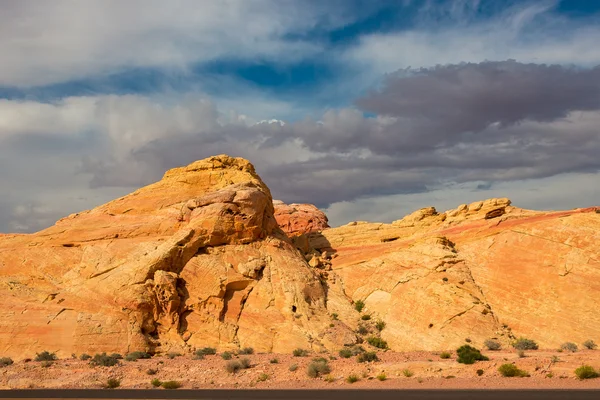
xmin=2 ymin=348 xmax=600 ymax=390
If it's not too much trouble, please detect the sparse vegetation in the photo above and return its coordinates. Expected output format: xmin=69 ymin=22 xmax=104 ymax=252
xmin=324 ymin=374 xmax=335 ymax=383
xmin=440 ymin=352 xmax=451 ymax=359
xmin=146 ymin=368 xmax=158 ymax=375
xmin=583 ymin=340 xmax=597 ymax=350
xmin=331 ymin=313 xmax=339 ymax=320
xmin=560 ymin=342 xmax=578 ymax=352
xmin=0 ymin=357 xmax=14 ymax=367
xmin=226 ymin=360 xmax=248 ymax=373
xmin=512 ymin=338 xmax=538 ymax=350
xmin=366 ymin=336 xmax=388 ymax=349
xmin=402 ymin=369 xmax=414 ymax=377
xmin=574 ymin=365 xmax=600 ymax=380
xmin=456 ymin=345 xmax=489 ymax=365
xmin=41 ymin=361 xmax=53 ymax=368
xmin=257 ymin=373 xmax=269 ymax=382
xmin=161 ymin=381 xmax=181 ymax=389
xmin=90 ymin=353 xmax=119 ymax=367
xmin=195 ymin=347 xmax=216 ymax=357
xmin=106 ymin=378 xmax=120 ymax=389
xmin=375 ymin=320 xmax=386 ymax=331
xmin=339 ymin=349 xmax=353 ymax=358
xmin=35 ymin=351 xmax=57 ymax=362
xmin=354 ymin=300 xmax=365 ymax=312
xmin=240 ymin=358 xmax=251 ymax=369
xmin=346 ymin=374 xmax=359 ymax=383
xmin=289 ymin=364 xmax=298 ymax=372
xmin=293 ymin=348 xmax=309 ymax=357
xmin=376 ymin=373 xmax=387 ymax=381
xmin=361 ymin=314 xmax=371 ymax=321
xmin=551 ymin=355 xmax=560 ymax=363
xmin=167 ymin=353 xmax=181 ymax=359
xmin=498 ymin=364 xmax=529 ymax=377
xmin=239 ymin=347 xmax=254 ymax=355
xmin=220 ymin=352 xmax=233 ymax=360
xmin=307 ymin=360 xmax=331 ymax=378
xmin=357 ymin=325 xmax=369 ymax=335
xmin=357 ymin=351 xmax=379 ymax=363
xmin=477 ymin=369 xmax=484 ymax=376
xmin=151 ymin=378 xmax=162 ymax=387
xmin=484 ymin=339 xmax=502 ymax=351
xmin=125 ymin=351 xmax=151 ymax=362
xmin=270 ymin=358 xmax=279 ymax=364
xmin=110 ymin=353 xmax=123 ymax=359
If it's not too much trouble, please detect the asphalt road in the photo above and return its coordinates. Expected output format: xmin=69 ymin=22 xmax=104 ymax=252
xmin=0 ymin=389 xmax=599 ymax=400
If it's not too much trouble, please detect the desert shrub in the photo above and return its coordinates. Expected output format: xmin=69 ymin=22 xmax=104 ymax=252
xmin=357 ymin=351 xmax=379 ymax=363
xmin=125 ymin=351 xmax=151 ymax=362
xmin=551 ymin=355 xmax=560 ymax=363
xmin=106 ymin=378 xmax=120 ymax=389
xmin=357 ymin=325 xmax=369 ymax=335
xmin=574 ymin=365 xmax=600 ymax=380
xmin=0 ymin=357 xmax=14 ymax=367
xmin=512 ymin=338 xmax=538 ymax=350
xmin=293 ymin=348 xmax=309 ymax=357
xmin=477 ymin=369 xmax=484 ymax=376
xmin=161 ymin=380 xmax=181 ymax=389
xmin=289 ymin=364 xmax=298 ymax=372
xmin=361 ymin=314 xmax=371 ymax=321
xmin=312 ymin=357 xmax=328 ymax=363
xmin=375 ymin=320 xmax=386 ymax=331
xmin=220 ymin=352 xmax=232 ymax=360
xmin=167 ymin=353 xmax=181 ymax=359
xmin=560 ymin=342 xmax=578 ymax=352
xmin=484 ymin=339 xmax=502 ymax=351
xmin=498 ymin=364 xmax=529 ymax=377
xmin=402 ymin=369 xmax=414 ymax=377
xmin=307 ymin=360 xmax=331 ymax=378
xmin=329 ymin=323 xmax=335 ymax=328
xmin=110 ymin=353 xmax=123 ymax=359
xmin=354 ymin=300 xmax=365 ymax=312
xmin=339 ymin=348 xmax=353 ymax=358
xmin=151 ymin=378 xmax=162 ymax=387
xmin=376 ymin=373 xmax=387 ymax=381
xmin=79 ymin=354 xmax=92 ymax=361
xmin=146 ymin=368 xmax=158 ymax=375
xmin=258 ymin=373 xmax=269 ymax=382
xmin=90 ymin=353 xmax=119 ymax=367
xmin=456 ymin=345 xmax=489 ymax=364
xmin=239 ymin=357 xmax=251 ymax=369
xmin=440 ymin=352 xmax=451 ymax=359
xmin=196 ymin=347 xmax=216 ymax=356
xmin=583 ymin=340 xmax=597 ymax=350
xmin=351 ymin=345 xmax=366 ymax=355
xmin=270 ymin=358 xmax=279 ymax=364
xmin=41 ymin=361 xmax=53 ymax=368
xmin=324 ymin=374 xmax=335 ymax=383
xmin=226 ymin=360 xmax=242 ymax=373
xmin=239 ymin=347 xmax=254 ymax=355
xmin=366 ymin=336 xmax=388 ymax=349
xmin=346 ymin=374 xmax=359 ymax=383
xmin=331 ymin=313 xmax=339 ymax=320
xmin=35 ymin=351 xmax=57 ymax=362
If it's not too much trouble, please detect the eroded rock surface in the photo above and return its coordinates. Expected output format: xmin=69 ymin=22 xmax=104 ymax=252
xmin=273 ymin=201 xmax=329 ymax=236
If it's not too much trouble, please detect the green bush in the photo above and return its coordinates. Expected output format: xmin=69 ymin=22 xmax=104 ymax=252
xmin=151 ymin=378 xmax=162 ymax=387
xmin=161 ymin=381 xmax=181 ymax=389
xmin=574 ymin=365 xmax=600 ymax=380
xmin=125 ymin=351 xmax=151 ymax=362
xmin=346 ymin=374 xmax=359 ymax=383
xmin=270 ymin=358 xmax=279 ymax=364
xmin=239 ymin=347 xmax=254 ymax=355
xmin=196 ymin=347 xmax=217 ymax=356
xmin=221 ymin=352 xmax=233 ymax=360
xmin=35 ymin=351 xmax=57 ymax=362
xmin=376 ymin=373 xmax=387 ymax=381
xmin=289 ymin=364 xmax=298 ymax=372
xmin=583 ymin=340 xmax=597 ymax=350
xmin=226 ymin=360 xmax=242 ymax=373
xmin=361 ymin=314 xmax=371 ymax=321
xmin=440 ymin=352 xmax=451 ymax=359
xmin=512 ymin=338 xmax=538 ymax=350
xmin=339 ymin=349 xmax=353 ymax=358
xmin=357 ymin=325 xmax=369 ymax=335
xmin=110 ymin=353 xmax=123 ymax=359
xmin=293 ymin=348 xmax=309 ymax=357
xmin=498 ymin=363 xmax=529 ymax=377
xmin=484 ymin=339 xmax=501 ymax=351
xmin=402 ymin=369 xmax=414 ymax=377
xmin=0 ymin=357 xmax=14 ymax=367
xmin=354 ymin=300 xmax=365 ymax=312
xmin=357 ymin=351 xmax=379 ymax=363
xmin=240 ymin=358 xmax=251 ymax=369
xmin=307 ymin=360 xmax=331 ymax=378
xmin=106 ymin=378 xmax=120 ymax=389
xmin=312 ymin=357 xmax=328 ymax=363
xmin=79 ymin=354 xmax=92 ymax=361
xmin=257 ymin=373 xmax=269 ymax=382
xmin=90 ymin=353 xmax=120 ymax=367
xmin=375 ymin=320 xmax=386 ymax=331
xmin=366 ymin=336 xmax=388 ymax=349
xmin=560 ymin=342 xmax=578 ymax=352
xmin=456 ymin=345 xmax=489 ymax=364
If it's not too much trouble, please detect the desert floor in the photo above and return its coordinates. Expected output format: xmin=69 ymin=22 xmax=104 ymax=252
xmin=1 ymin=349 xmax=600 ymax=390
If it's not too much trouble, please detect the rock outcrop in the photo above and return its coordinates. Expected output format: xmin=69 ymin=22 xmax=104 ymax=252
xmin=273 ymin=201 xmax=329 ymax=236
xmin=0 ymin=155 xmax=354 ymax=359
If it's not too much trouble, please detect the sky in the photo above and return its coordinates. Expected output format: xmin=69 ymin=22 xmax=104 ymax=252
xmin=1 ymin=0 xmax=600 ymax=232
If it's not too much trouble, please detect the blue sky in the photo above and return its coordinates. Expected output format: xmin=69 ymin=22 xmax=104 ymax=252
xmin=1 ymin=0 xmax=600 ymax=232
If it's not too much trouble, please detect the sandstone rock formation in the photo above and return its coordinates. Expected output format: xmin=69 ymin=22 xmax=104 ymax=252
xmin=0 ymin=155 xmax=354 ymax=359
xmin=273 ymin=201 xmax=329 ymax=236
